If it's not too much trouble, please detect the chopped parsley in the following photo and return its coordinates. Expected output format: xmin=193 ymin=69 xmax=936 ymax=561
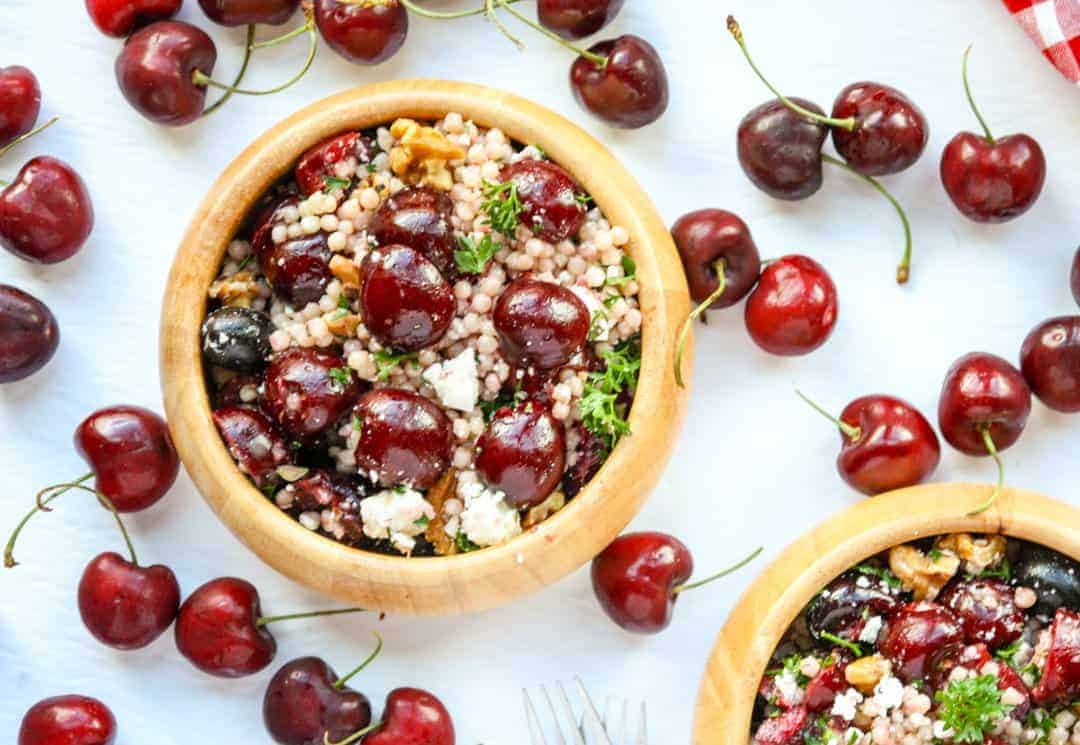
xmin=605 ymin=255 xmax=638 ymax=287
xmin=323 ymin=175 xmax=352 ymax=193
xmin=373 ymin=350 xmax=419 ymax=382
xmin=587 ymin=308 xmax=609 ymax=342
xmin=819 ymin=631 xmax=863 ymax=657
xmin=455 ymin=531 xmax=481 ymax=553
xmin=854 ymin=563 xmax=902 ymax=589
xmin=237 ymin=255 xmax=252 ymax=272
xmin=929 ymin=548 xmax=943 ymax=562
xmin=329 ymin=366 xmax=353 ymax=390
xmin=1025 ymin=710 xmax=1054 ymax=745
xmin=574 ymin=192 xmax=594 ymax=208
xmin=480 ymin=180 xmax=524 ymax=237
xmin=478 ymin=390 xmax=522 ymax=422
xmin=803 ymin=714 xmax=840 ymax=745
xmin=977 ymin=558 xmax=1012 ymax=581
xmin=337 ymin=294 xmax=351 ymax=310
xmin=454 ymin=233 xmax=499 ymax=275
xmin=580 ymin=338 xmax=640 ymax=450
xmin=413 ymin=516 xmax=430 ymax=530
xmin=994 ymin=640 xmax=1022 ymax=666
xmin=351 ymin=415 xmax=363 ymax=432
xmin=934 ymin=674 xmax=1011 ymax=743
xmin=365 ymin=162 xmax=377 ymax=174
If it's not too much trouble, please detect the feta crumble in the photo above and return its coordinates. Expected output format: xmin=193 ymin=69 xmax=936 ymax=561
xmin=859 ymin=615 xmax=883 ymax=644
xmin=455 ymin=477 xmax=522 ymax=547
xmin=570 ymin=286 xmax=613 ymax=342
xmin=871 ymin=675 xmax=904 ymax=712
xmin=831 ymin=688 xmax=864 ymax=721
xmin=359 ymin=488 xmax=435 ymax=554
xmin=421 ymin=348 xmax=480 ymax=412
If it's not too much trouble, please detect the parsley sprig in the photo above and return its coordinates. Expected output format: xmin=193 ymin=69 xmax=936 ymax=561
xmin=323 ymin=175 xmax=352 ymax=193
xmin=605 ymin=256 xmax=637 ymax=287
xmin=935 ymin=674 xmax=1011 ymax=743
xmin=580 ymin=338 xmax=641 ymax=450
xmin=329 ymin=366 xmax=353 ymax=391
xmin=854 ymin=563 xmax=902 ymax=589
xmin=481 ymin=180 xmax=524 ymax=237
xmin=454 ymin=234 xmax=499 ymax=275
xmin=374 ymin=350 xmax=419 ymax=381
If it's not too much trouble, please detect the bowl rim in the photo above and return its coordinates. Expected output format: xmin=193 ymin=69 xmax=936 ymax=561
xmin=692 ymin=481 xmax=1080 ymax=745
xmin=159 ymin=79 xmax=691 ymax=616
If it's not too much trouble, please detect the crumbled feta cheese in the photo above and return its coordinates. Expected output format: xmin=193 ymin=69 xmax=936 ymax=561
xmin=570 ymin=286 xmax=612 ymax=342
xmin=456 ymin=478 xmax=522 ymax=547
xmin=422 ymin=348 xmax=479 ymax=412
xmin=855 ymin=575 xmax=871 ymax=588
xmin=831 ymin=689 xmax=863 ymax=721
xmin=774 ymin=671 xmax=804 ymax=707
xmin=359 ymin=488 xmax=435 ymax=554
xmin=859 ymin=615 xmax=884 ymax=644
xmin=932 ymin=720 xmax=954 ymax=739
xmin=871 ymin=676 xmax=904 ymax=712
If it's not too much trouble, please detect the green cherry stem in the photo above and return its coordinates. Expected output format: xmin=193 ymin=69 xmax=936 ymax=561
xmin=821 ymin=154 xmax=914 ymax=284
xmin=0 ymin=115 xmax=60 ymax=160
xmin=962 ymin=46 xmax=995 ymax=144
xmin=202 ymin=25 xmax=256 ymax=119
xmin=398 ymin=0 xmax=522 ymax=19
xmin=485 ymin=0 xmax=524 ymax=50
xmin=672 ymin=546 xmax=763 ymax=595
xmin=325 ymin=721 xmax=383 ymax=745
xmin=495 ymin=0 xmax=608 ymax=66
xmin=674 ymin=259 xmax=727 ymax=389
xmin=795 ymin=389 xmax=861 ymax=441
xmin=726 ymin=16 xmax=855 ymax=132
xmin=968 ymin=427 xmax=1004 ymax=517
xmin=255 ymin=606 xmax=367 ymax=628
xmin=333 ymin=632 xmax=384 ymax=689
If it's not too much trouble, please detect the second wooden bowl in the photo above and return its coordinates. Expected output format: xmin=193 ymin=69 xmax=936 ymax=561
xmin=160 ymin=80 xmax=691 ymax=616
xmin=692 ymin=482 xmax=1080 ymax=744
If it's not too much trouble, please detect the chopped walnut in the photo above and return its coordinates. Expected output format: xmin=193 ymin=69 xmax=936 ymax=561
xmin=424 ymin=470 xmax=458 ymax=556
xmin=845 ymin=655 xmax=892 ymax=695
xmin=329 ymin=255 xmax=361 ymax=289
xmin=888 ymin=544 xmax=960 ymax=601
xmin=388 ymin=118 xmax=466 ymax=192
xmin=523 ymin=491 xmax=566 ymax=530
xmin=325 ymin=312 xmax=361 ymax=338
xmin=209 ymin=271 xmax=260 ymax=308
xmin=934 ymin=533 xmax=1007 ymax=576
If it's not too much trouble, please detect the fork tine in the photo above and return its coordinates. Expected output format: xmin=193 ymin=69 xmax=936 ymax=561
xmin=574 ymin=677 xmax=615 ymax=745
xmin=636 ymin=702 xmax=648 ymax=745
xmin=555 ymin=683 xmax=588 ymax=745
xmin=541 ymin=685 xmax=572 ymax=745
xmin=523 ymin=689 xmax=548 ymax=745
xmin=618 ymin=700 xmax=629 ymax=745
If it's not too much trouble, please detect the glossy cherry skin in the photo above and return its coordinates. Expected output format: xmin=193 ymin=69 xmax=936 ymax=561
xmin=353 ymin=388 xmax=452 ymax=490
xmin=314 ymin=0 xmax=408 ymax=66
xmin=263 ymin=657 xmax=372 ymax=745
xmin=262 ymin=348 xmax=362 ymax=445
xmin=360 ymin=245 xmax=454 ymax=352
xmin=671 ymin=209 xmax=760 ymax=308
xmin=199 ymin=0 xmax=300 ymax=26
xmin=0 ymin=66 xmax=41 ymax=147
xmin=75 ymin=406 xmax=180 ymax=513
xmin=0 ymin=157 xmax=94 ymax=265
xmin=831 ymin=82 xmax=929 ymax=176
xmin=803 ymin=654 xmax=852 ymax=713
xmin=1014 ymin=544 xmax=1080 ymax=615
xmin=500 ymin=160 xmax=587 ymax=243
xmin=940 ymin=132 xmax=1046 ymax=223
xmin=0 ymin=285 xmax=59 ymax=384
xmin=86 ymin=0 xmax=181 ymax=37
xmin=175 ymin=577 xmax=277 ymax=678
xmin=115 ymin=21 xmax=217 ymax=127
xmin=1020 ymin=316 xmax=1080 ymax=413
xmin=937 ymin=352 xmax=1032 ymax=456
xmin=294 ymin=132 xmax=373 ymax=196
xmin=493 ymin=278 xmax=589 ymax=370
xmin=937 ymin=577 xmax=1024 ymax=649
xmin=744 ymin=255 xmax=837 ymax=356
xmin=286 ymin=470 xmax=371 ymax=545
xmin=18 ymin=695 xmax=117 ymax=745
xmin=591 ymin=532 xmax=693 ymax=634
xmin=1032 ymin=608 xmax=1080 ymax=705
xmin=363 ymin=688 xmax=455 ymax=745
xmin=538 ymin=0 xmax=625 ymax=39
xmin=752 ymin=705 xmax=806 ymax=745
xmin=805 ymin=570 xmax=903 ymax=644
xmin=202 ymin=306 xmax=272 ymax=372
xmin=878 ymin=601 xmax=964 ymax=682
xmin=571 ymin=36 xmax=669 ymax=129
xmin=371 ymin=186 xmax=456 ymax=278
xmin=834 ymin=395 xmax=941 ymax=496
xmin=213 ymin=406 xmax=292 ymax=488
xmin=476 ymin=401 xmax=565 ymax=509
xmin=737 ymin=98 xmax=828 ymax=201
xmin=78 ymin=551 xmax=181 ymax=650
xmin=253 ymin=197 xmax=334 ymax=307
xmin=1071 ymin=246 xmax=1080 ymax=308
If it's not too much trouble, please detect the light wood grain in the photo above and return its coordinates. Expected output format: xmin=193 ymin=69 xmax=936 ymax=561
xmin=692 ymin=483 xmax=1080 ymax=744
xmin=159 ymin=80 xmax=691 ymax=616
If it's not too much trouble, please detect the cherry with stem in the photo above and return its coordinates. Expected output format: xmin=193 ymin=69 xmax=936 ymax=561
xmin=202 ymin=25 xmax=256 ymax=119
xmin=972 ymin=427 xmax=1005 ymax=517
xmin=0 ymin=115 xmax=59 ymax=163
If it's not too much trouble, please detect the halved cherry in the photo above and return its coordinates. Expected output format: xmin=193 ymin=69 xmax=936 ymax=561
xmin=493 ymin=278 xmax=589 ymax=371
xmin=294 ymin=131 xmax=372 ymax=196
xmin=475 ymin=401 xmax=565 ymax=509
xmin=371 ymin=186 xmax=456 ymax=277
xmin=213 ymin=406 xmax=292 ymax=488
xmin=878 ymin=601 xmax=964 ymax=683
xmin=1032 ymin=608 xmax=1080 ymax=706
xmin=359 ymin=245 xmax=454 ymax=353
xmin=352 ymin=388 xmax=452 ymax=490
xmin=499 ymin=159 xmax=587 ymax=243
xmin=805 ymin=570 xmax=903 ymax=644
xmin=938 ymin=577 xmax=1024 ymax=649
xmin=261 ymin=348 xmax=363 ymax=445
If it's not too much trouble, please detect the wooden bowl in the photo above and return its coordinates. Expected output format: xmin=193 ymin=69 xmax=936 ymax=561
xmin=692 ymin=482 xmax=1080 ymax=744
xmin=159 ymin=80 xmax=691 ymax=616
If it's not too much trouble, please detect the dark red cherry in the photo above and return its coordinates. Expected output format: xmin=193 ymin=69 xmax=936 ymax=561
xmin=570 ymin=35 xmax=669 ymax=129
xmin=314 ymin=0 xmax=408 ymax=66
xmin=937 ymin=577 xmax=1024 ymax=649
xmin=0 ymin=156 xmax=94 ymax=265
xmin=78 ymin=551 xmax=181 ymax=651
xmin=737 ymin=98 xmax=828 ymax=200
xmin=352 ymin=388 xmax=452 ymax=490
xmin=175 ymin=577 xmax=277 ymax=678
xmin=263 ymin=656 xmax=373 ymax=745
xmin=18 ymin=695 xmax=117 ymax=745
xmin=1032 ymin=608 xmax=1080 ymax=706
xmin=831 ymin=82 xmax=929 ymax=176
xmin=493 ymin=278 xmax=589 ymax=370
xmin=499 ymin=160 xmax=587 ymax=243
xmin=937 ymin=352 xmax=1032 ymax=456
xmin=1070 ymin=246 xmax=1080 ymax=308
xmin=359 ymin=244 xmax=454 ymax=352
xmin=878 ymin=601 xmax=964 ymax=682
xmin=537 ymin=0 xmax=624 ymax=39
xmin=294 ymin=132 xmax=373 ymax=196
xmin=362 ymin=689 xmax=455 ymax=745
xmin=752 ymin=705 xmax=806 ymax=745
xmin=86 ymin=0 xmax=182 ymax=37
xmin=115 ymin=21 xmax=217 ymax=126
xmin=370 ymin=186 xmax=456 ymax=277
xmin=476 ymin=401 xmax=565 ymax=509
xmin=285 ymin=470 xmax=371 ymax=545
xmin=213 ymin=406 xmax=292 ymax=488
xmin=260 ymin=233 xmax=332 ymax=308
xmin=744 ymin=255 xmax=837 ymax=356
xmin=0 ymin=285 xmax=59 ymax=384
xmin=1020 ymin=317 xmax=1080 ymax=413
xmin=804 ymin=654 xmax=852 ymax=713
xmin=671 ymin=209 xmax=761 ymax=308
xmin=0 ymin=66 xmax=41 ymax=147
xmin=591 ymin=531 xmax=693 ymax=634
xmin=199 ymin=0 xmax=301 ymax=26
xmin=261 ymin=348 xmax=362 ymax=445
xmin=75 ymin=406 xmax=180 ymax=513
xmin=805 ymin=570 xmax=902 ymax=643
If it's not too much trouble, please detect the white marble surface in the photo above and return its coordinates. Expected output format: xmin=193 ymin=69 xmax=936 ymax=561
xmin=2 ymin=1 xmax=1080 ymax=742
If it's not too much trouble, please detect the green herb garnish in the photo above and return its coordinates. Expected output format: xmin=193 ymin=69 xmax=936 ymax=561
xmin=329 ymin=367 xmax=353 ymax=390
xmin=819 ymin=631 xmax=863 ymax=658
xmin=337 ymin=294 xmax=351 ymax=310
xmin=374 ymin=350 xmax=419 ymax=382
xmin=481 ymin=180 xmax=524 ymax=237
xmin=580 ymin=338 xmax=641 ymax=450
xmin=237 ymin=255 xmax=252 ymax=271
xmin=324 ymin=176 xmax=352 ymax=193
xmin=455 ymin=531 xmax=481 ymax=553
xmin=574 ymin=193 xmax=594 ymax=208
xmin=934 ymin=674 xmax=1011 ymax=743
xmin=855 ymin=563 xmax=903 ymax=589
xmin=605 ymin=255 xmax=638 ymax=287
xmin=351 ymin=415 xmax=363 ymax=432
xmin=929 ymin=548 xmax=944 ymax=562
xmin=366 ymin=163 xmax=377 ymax=174
xmin=454 ymin=233 xmax=499 ymax=275
xmin=977 ymin=558 xmax=1012 ymax=581
xmin=994 ymin=640 xmax=1022 ymax=666
xmin=587 ymin=308 xmax=609 ymax=342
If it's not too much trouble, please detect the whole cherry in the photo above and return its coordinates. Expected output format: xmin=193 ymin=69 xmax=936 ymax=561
xmin=475 ymin=401 xmax=566 ymax=509
xmin=940 ymin=47 xmax=1046 ymax=223
xmin=499 ymin=159 xmax=587 ymax=243
xmin=493 ymin=277 xmax=590 ymax=370
xmin=830 ymin=82 xmax=929 ymax=177
xmin=744 ymin=255 xmax=838 ymax=357
xmin=670 ymin=209 xmax=761 ymax=387
xmin=538 ymin=0 xmax=625 ymax=40
xmin=294 ymin=131 xmax=374 ymax=197
xmin=591 ymin=532 xmax=762 ymax=634
xmin=359 ymin=244 xmax=455 ymax=353
xmin=199 ymin=0 xmax=301 ymax=26
xmin=214 ymin=406 xmax=293 ymax=488
xmin=796 ymin=391 xmax=941 ymax=496
xmin=1020 ymin=316 xmax=1080 ymax=413
xmin=737 ymin=97 xmax=828 ymax=201
xmin=18 ymin=695 xmax=117 ymax=745
xmin=371 ymin=186 xmax=456 ymax=278
xmin=115 ymin=21 xmax=217 ymax=126
xmin=86 ymin=0 xmax=182 ymax=37
xmin=314 ymin=0 xmax=409 ymax=65
xmin=570 ymin=35 xmax=669 ymax=129
xmin=360 ymin=688 xmax=455 ymax=745
xmin=0 ymin=285 xmax=59 ymax=384
xmin=352 ymin=388 xmax=453 ymax=490
xmin=0 ymin=66 xmax=41 ymax=147
xmin=0 ymin=156 xmax=94 ymax=265
xmin=261 ymin=348 xmax=363 ymax=445
xmin=878 ymin=601 xmax=964 ymax=683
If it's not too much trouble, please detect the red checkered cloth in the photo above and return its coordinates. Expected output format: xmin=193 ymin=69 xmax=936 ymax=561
xmin=1003 ymin=0 xmax=1080 ymax=82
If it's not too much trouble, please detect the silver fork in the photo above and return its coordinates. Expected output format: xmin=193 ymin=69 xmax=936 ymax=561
xmin=523 ymin=677 xmax=647 ymax=745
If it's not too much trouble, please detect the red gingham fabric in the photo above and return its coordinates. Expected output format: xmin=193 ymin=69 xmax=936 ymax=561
xmin=1003 ymin=0 xmax=1080 ymax=82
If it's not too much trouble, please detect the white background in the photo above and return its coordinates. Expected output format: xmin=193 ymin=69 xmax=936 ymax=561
xmin=2 ymin=1 xmax=1079 ymax=742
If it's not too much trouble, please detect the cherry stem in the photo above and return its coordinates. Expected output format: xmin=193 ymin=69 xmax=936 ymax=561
xmin=333 ymin=631 xmax=384 ymax=689
xmin=0 ymin=116 xmax=60 ymax=160
xmin=203 ymin=25 xmax=256 ymax=119
xmin=398 ymin=0 xmax=523 ymax=19
xmin=674 ymin=259 xmax=726 ymax=389
xmin=672 ymin=546 xmax=763 ymax=595
xmin=962 ymin=45 xmax=994 ymax=145
xmin=968 ymin=427 xmax=1004 ymax=517
xmin=325 ymin=721 xmax=382 ymax=745
xmin=795 ymin=389 xmax=861 ymax=441
xmin=726 ymin=16 xmax=855 ymax=132
xmin=495 ymin=0 xmax=608 ymax=66
xmin=821 ymin=154 xmax=913 ymax=284
xmin=256 ymin=606 xmax=367 ymax=628
xmin=5 ymin=474 xmax=139 ymax=569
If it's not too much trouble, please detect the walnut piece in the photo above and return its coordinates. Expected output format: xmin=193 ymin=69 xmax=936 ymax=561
xmin=325 ymin=311 xmax=361 ymax=338
xmin=523 ymin=490 xmax=566 ymax=530
xmin=209 ymin=271 xmax=259 ymax=308
xmin=388 ymin=118 xmax=466 ymax=192
xmin=424 ymin=470 xmax=458 ymax=556
xmin=329 ymin=255 xmax=361 ymax=289
xmin=888 ymin=544 xmax=960 ymax=601
xmin=934 ymin=533 xmax=1007 ymax=576
xmin=845 ymin=655 xmax=892 ymax=695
